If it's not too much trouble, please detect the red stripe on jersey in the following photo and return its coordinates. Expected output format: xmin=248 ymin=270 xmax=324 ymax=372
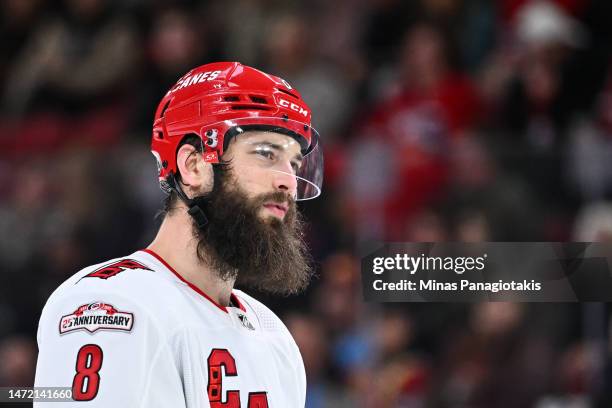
xmin=139 ymin=248 xmax=246 ymax=313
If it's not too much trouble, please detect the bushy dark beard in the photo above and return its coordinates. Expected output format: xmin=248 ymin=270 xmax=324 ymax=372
xmin=190 ymin=166 xmax=313 ymax=295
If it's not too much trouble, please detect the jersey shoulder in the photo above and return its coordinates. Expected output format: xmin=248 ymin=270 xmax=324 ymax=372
xmin=48 ymin=251 xmax=172 ymax=301
xmin=40 ymin=251 xmax=186 ymax=336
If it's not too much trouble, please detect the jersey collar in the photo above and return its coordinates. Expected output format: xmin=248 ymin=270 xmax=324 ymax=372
xmin=139 ymin=248 xmax=246 ymax=313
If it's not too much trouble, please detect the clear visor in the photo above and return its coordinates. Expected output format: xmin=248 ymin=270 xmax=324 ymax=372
xmin=201 ymin=118 xmax=323 ymax=200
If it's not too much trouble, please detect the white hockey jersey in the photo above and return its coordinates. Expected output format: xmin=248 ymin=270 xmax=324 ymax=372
xmin=34 ymin=249 xmax=306 ymax=407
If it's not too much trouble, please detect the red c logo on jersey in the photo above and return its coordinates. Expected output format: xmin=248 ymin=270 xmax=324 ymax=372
xmin=207 ymin=349 xmax=240 ymax=406
xmin=206 ymin=349 xmax=269 ymax=407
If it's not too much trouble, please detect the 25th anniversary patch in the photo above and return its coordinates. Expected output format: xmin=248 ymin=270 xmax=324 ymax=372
xmin=59 ymin=302 xmax=134 ymax=334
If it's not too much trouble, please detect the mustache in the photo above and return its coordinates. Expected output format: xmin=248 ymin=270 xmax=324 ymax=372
xmin=254 ymin=191 xmax=294 ymax=205
xmin=253 ymin=191 xmax=296 ymax=214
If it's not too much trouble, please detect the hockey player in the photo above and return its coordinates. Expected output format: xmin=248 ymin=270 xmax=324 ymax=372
xmin=34 ymin=62 xmax=324 ymax=407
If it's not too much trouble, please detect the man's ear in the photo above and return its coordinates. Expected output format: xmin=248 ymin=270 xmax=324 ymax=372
xmin=176 ymin=144 xmax=214 ymax=197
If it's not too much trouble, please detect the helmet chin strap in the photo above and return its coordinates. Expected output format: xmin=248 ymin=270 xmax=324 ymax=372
xmin=186 ymin=198 xmax=209 ymax=229
xmin=168 ymin=173 xmax=209 ymax=229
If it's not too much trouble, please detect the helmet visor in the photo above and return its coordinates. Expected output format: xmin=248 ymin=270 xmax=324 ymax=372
xmin=201 ymin=118 xmax=323 ymax=200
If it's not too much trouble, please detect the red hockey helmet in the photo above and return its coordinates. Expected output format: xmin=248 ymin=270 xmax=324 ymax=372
xmin=151 ymin=62 xmax=323 ymax=200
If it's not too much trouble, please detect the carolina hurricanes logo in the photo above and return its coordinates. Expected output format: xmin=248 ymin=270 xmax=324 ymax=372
xmin=84 ymin=259 xmax=151 ymax=280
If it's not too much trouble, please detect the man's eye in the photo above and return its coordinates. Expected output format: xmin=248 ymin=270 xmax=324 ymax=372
xmin=291 ymin=161 xmax=301 ymax=173
xmin=255 ymin=150 xmax=275 ymax=160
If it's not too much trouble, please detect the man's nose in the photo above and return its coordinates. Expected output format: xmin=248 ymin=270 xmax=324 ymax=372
xmin=272 ymin=165 xmax=298 ymax=197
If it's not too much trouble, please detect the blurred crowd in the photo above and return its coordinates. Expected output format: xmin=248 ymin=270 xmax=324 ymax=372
xmin=2 ymin=0 xmax=612 ymax=407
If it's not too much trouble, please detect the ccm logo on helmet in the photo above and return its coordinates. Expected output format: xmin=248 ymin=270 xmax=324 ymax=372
xmin=279 ymin=99 xmax=308 ymax=117
xmin=168 ymin=70 xmax=222 ymax=94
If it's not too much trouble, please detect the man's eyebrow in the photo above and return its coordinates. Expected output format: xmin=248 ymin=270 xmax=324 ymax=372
xmin=254 ymin=141 xmax=282 ymax=151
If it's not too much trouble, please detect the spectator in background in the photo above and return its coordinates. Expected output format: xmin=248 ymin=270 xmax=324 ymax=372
xmin=0 ymin=335 xmax=37 ymax=387
xmin=1 ymin=0 xmax=138 ymax=154
xmin=495 ymin=0 xmax=587 ymax=214
xmin=430 ymin=302 xmax=557 ymax=408
xmin=131 ymin=4 xmax=212 ymax=134
xmin=3 ymin=0 xmax=138 ymax=115
xmin=573 ymin=202 xmax=612 ymax=242
xmin=404 ymin=210 xmax=449 ymax=242
xmin=346 ymin=22 xmax=480 ymax=241
xmin=310 ymin=252 xmax=369 ymax=400
xmin=0 ymin=0 xmax=47 ymax=86
xmin=366 ymin=310 xmax=428 ymax=408
xmin=567 ymin=64 xmax=612 ymax=201
xmin=262 ymin=12 xmax=354 ymax=143
xmin=287 ymin=313 xmax=356 ymax=408
xmin=0 ymin=336 xmax=38 ymax=408
xmin=219 ymin=0 xmax=269 ymax=67
xmin=445 ymin=135 xmax=545 ymax=240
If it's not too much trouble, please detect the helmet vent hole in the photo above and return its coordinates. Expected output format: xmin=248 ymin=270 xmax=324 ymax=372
xmin=156 ymin=131 xmax=163 ymax=139
xmin=231 ymin=105 xmax=271 ymax=111
xmin=277 ymin=88 xmax=299 ymax=99
xmin=249 ymin=96 xmax=267 ymax=104
xmin=224 ymin=95 xmax=240 ymax=102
